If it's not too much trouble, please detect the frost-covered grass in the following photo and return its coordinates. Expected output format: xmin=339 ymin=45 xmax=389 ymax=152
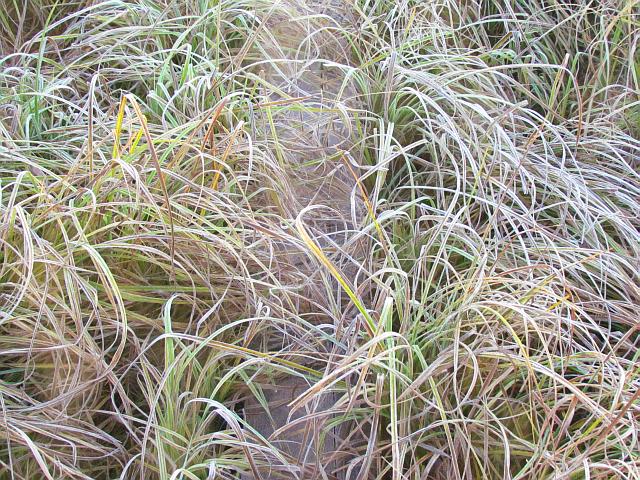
xmin=0 ymin=0 xmax=639 ymax=479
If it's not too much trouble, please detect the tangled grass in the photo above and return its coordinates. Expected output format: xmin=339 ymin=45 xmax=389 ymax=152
xmin=0 ymin=0 xmax=639 ymax=479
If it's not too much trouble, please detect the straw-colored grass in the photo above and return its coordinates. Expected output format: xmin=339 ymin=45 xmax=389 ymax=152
xmin=0 ymin=0 xmax=638 ymax=479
